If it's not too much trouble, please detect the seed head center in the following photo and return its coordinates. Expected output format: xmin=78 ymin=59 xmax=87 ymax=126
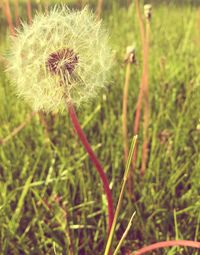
xmin=46 ymin=48 xmax=79 ymax=77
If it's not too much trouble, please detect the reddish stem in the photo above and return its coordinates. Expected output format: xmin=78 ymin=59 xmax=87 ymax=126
xmin=67 ymin=103 xmax=114 ymax=233
xmin=26 ymin=0 xmax=32 ymax=24
xmin=14 ymin=0 xmax=20 ymax=27
xmin=3 ymin=0 xmax=16 ymax=36
xmin=132 ymin=0 xmax=146 ymax=170
xmin=141 ymin=19 xmax=150 ymax=176
xmin=122 ymin=62 xmax=131 ymax=164
xmin=96 ymin=0 xmax=104 ymax=20
xmin=132 ymin=240 xmax=200 ymax=255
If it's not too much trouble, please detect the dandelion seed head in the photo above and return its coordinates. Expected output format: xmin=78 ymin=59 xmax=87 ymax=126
xmin=144 ymin=4 xmax=152 ymax=20
xmin=7 ymin=6 xmax=112 ymax=112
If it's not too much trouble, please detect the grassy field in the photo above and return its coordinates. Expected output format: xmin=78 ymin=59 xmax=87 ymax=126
xmin=0 ymin=0 xmax=200 ymax=254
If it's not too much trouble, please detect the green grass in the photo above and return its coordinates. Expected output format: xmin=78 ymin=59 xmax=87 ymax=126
xmin=0 ymin=1 xmax=200 ymax=254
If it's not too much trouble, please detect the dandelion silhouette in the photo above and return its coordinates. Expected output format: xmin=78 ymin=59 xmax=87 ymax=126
xmin=8 ymin=6 xmax=114 ymax=233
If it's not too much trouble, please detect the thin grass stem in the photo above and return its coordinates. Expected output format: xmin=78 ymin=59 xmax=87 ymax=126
xmin=113 ymin=211 xmax=136 ymax=255
xmin=0 ymin=111 xmax=37 ymax=145
xmin=122 ymin=55 xmax=135 ymax=196
xmin=104 ymin=135 xmax=137 ymax=255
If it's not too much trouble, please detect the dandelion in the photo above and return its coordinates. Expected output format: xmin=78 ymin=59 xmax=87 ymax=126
xmin=144 ymin=4 xmax=152 ymax=21
xmin=7 ymin=6 xmax=114 ymax=232
xmin=8 ymin=6 xmax=112 ymax=112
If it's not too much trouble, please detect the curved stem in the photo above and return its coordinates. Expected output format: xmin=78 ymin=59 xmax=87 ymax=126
xmin=67 ymin=102 xmax=114 ymax=233
xmin=132 ymin=240 xmax=200 ymax=255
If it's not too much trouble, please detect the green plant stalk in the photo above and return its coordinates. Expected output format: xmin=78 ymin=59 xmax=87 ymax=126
xmin=113 ymin=211 xmax=136 ymax=255
xmin=173 ymin=209 xmax=179 ymax=240
xmin=104 ymin=135 xmax=137 ymax=255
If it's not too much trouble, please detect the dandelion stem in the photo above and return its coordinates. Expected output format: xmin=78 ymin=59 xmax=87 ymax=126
xmin=135 ymin=0 xmax=146 ymax=49
xmin=67 ymin=102 xmax=114 ymax=233
xmin=26 ymin=0 xmax=32 ymax=24
xmin=131 ymin=240 xmax=200 ymax=255
xmin=96 ymin=0 xmax=104 ymax=20
xmin=132 ymin=1 xmax=151 ymax=176
xmin=141 ymin=11 xmax=151 ymax=176
xmin=3 ymin=0 xmax=16 ymax=36
xmin=14 ymin=0 xmax=20 ymax=27
xmin=122 ymin=60 xmax=134 ymax=196
xmin=132 ymin=0 xmax=145 ymax=170
xmin=122 ymin=62 xmax=131 ymax=165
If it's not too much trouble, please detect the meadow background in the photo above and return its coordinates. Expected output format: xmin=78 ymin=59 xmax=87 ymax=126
xmin=0 ymin=0 xmax=200 ymax=254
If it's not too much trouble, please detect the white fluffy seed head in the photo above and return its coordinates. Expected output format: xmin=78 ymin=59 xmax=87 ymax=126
xmin=144 ymin=4 xmax=152 ymax=20
xmin=7 ymin=6 xmax=112 ymax=112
